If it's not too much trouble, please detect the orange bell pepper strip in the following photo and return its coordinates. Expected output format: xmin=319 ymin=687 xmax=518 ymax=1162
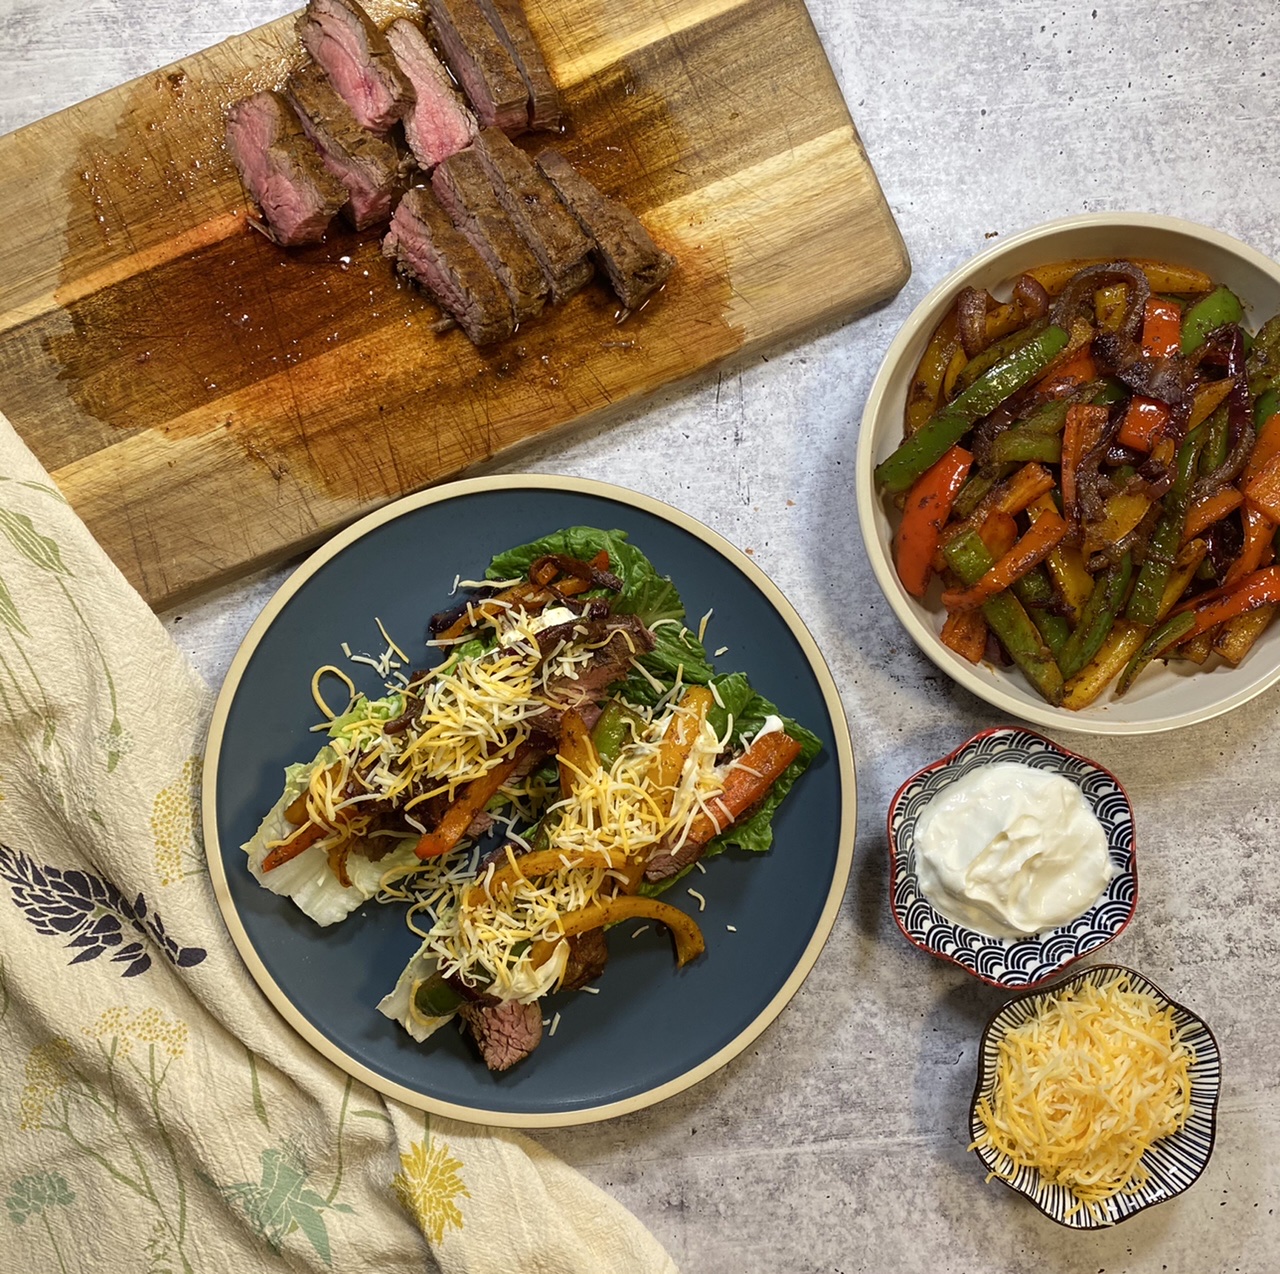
xmin=1246 ymin=413 xmax=1280 ymax=477
xmin=940 ymin=509 xmax=1070 ymax=611
xmin=1172 ymin=567 xmax=1280 ymax=642
xmin=1061 ymin=404 xmax=1110 ymax=525
xmin=1116 ymin=397 xmax=1170 ymax=453
xmin=1225 ymin=508 xmax=1277 ymax=586
xmin=976 ymin=509 xmax=1018 ymax=558
xmin=894 ymin=445 xmax=972 ymax=597
xmin=530 ymin=896 xmax=705 ymax=973
xmin=414 ymin=743 xmax=533 ymax=860
xmin=940 ymin=608 xmax=988 ymax=663
xmin=1140 ymin=297 xmax=1182 ymax=358
xmin=1182 ymin=487 xmax=1244 ymax=543
xmin=1243 ymin=451 xmax=1280 ymax=524
xmin=262 ymin=819 xmax=331 ymax=872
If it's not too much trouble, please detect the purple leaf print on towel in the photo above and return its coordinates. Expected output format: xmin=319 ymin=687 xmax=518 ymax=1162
xmin=0 ymin=844 xmax=206 ymax=976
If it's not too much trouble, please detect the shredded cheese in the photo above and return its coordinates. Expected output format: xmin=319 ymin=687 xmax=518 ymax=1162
xmin=970 ymin=972 xmax=1195 ymax=1224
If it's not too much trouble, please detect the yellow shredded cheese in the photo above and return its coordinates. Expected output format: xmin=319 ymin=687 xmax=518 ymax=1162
xmin=970 ymin=972 xmax=1195 ymax=1223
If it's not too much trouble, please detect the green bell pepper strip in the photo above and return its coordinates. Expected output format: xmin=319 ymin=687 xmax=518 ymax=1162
xmin=1254 ymin=387 xmax=1280 ymax=429
xmin=590 ymin=700 xmax=644 ymax=768
xmin=952 ymin=321 xmax=1045 ymax=396
xmin=1011 ymin=565 xmax=1071 ymax=660
xmin=414 ymin=974 xmax=465 ymax=1018
xmin=1181 ymin=286 xmax=1244 ymax=355
xmin=1246 ymin=315 xmax=1280 ymax=400
xmin=1057 ymin=554 xmax=1133 ymax=680
xmin=941 ymin=529 xmax=1065 ymax=705
xmin=987 ymin=431 xmax=1062 ymax=467
xmin=952 ymin=472 xmax=997 ymax=519
xmin=1116 ymin=612 xmax=1196 ymax=696
xmin=1199 ymin=401 xmax=1231 ymax=476
xmin=1126 ymin=425 xmax=1207 ymax=625
xmin=876 ymin=325 xmax=1070 ymax=493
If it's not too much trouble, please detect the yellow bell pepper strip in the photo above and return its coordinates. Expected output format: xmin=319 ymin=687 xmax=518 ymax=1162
xmin=941 ymin=528 xmax=1065 ymax=704
xmin=1158 ymin=539 xmax=1209 ymax=618
xmin=1025 ymin=259 xmax=1213 ymax=297
xmin=651 ymin=685 xmax=715 ymax=815
xmin=940 ymin=607 xmax=989 ymax=663
xmin=1213 ymin=605 xmax=1277 ymax=665
xmin=1181 ymin=285 xmax=1245 ymax=355
xmin=1063 ymin=619 xmax=1148 ymax=708
xmin=465 ymin=847 xmax=619 ymax=910
xmin=1116 ymin=397 xmax=1170 ymax=452
xmin=940 ymin=509 xmax=1070 ymax=611
xmin=1182 ymin=487 xmax=1244 ymax=543
xmin=1115 ymin=612 xmax=1196 ymax=696
xmin=556 ymin=709 xmax=599 ymax=801
xmin=1094 ymin=283 xmax=1129 ymax=333
xmin=530 ymin=896 xmax=705 ymax=973
xmin=893 ymin=445 xmax=973 ymax=597
xmin=1140 ymin=297 xmax=1183 ymax=358
xmin=876 ymin=325 xmax=1069 ymax=494
xmin=1057 ymin=554 xmax=1133 ymax=680
xmin=907 ymin=305 xmax=961 ymax=435
xmin=1083 ymin=490 xmax=1155 ymax=558
xmin=414 ymin=743 xmax=532 ymax=860
xmin=1126 ymin=425 xmax=1208 ymax=624
xmin=1171 ymin=567 xmax=1280 ymax=642
xmin=1061 ymin=403 xmax=1111 ymax=528
xmin=1187 ymin=377 xmax=1238 ymax=430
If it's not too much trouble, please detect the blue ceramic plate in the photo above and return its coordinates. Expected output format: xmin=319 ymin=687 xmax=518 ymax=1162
xmin=887 ymin=726 xmax=1137 ymax=989
xmin=970 ymin=964 xmax=1221 ymax=1228
xmin=203 ymin=476 xmax=855 ymax=1127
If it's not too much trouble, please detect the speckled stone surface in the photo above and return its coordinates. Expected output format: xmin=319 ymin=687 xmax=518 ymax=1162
xmin=3 ymin=2 xmax=1278 ymax=1270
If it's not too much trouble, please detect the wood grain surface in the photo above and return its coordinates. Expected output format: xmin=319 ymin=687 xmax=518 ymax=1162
xmin=0 ymin=0 xmax=908 ymax=609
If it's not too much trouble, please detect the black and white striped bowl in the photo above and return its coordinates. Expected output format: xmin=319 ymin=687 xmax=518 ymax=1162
xmin=969 ymin=964 xmax=1221 ymax=1228
xmin=888 ymin=726 xmax=1137 ymax=989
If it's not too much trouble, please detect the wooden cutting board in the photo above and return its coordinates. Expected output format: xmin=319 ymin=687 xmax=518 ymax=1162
xmin=0 ymin=0 xmax=908 ymax=610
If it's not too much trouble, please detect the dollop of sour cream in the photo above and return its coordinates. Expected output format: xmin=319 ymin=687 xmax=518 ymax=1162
xmin=913 ymin=762 xmax=1114 ymax=940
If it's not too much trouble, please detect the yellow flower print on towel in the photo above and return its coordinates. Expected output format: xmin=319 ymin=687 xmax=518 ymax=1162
xmin=19 ymin=1038 xmax=74 ymax=1131
xmin=151 ymin=755 xmax=204 ymax=885
xmin=392 ymin=1136 xmax=470 ymax=1243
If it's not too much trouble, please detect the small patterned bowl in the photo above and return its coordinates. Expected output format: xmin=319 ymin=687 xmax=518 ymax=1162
xmin=969 ymin=964 xmax=1222 ymax=1228
xmin=887 ymin=726 xmax=1137 ymax=989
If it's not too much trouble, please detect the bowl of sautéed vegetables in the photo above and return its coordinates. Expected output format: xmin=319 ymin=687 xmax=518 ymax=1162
xmin=856 ymin=213 xmax=1280 ymax=733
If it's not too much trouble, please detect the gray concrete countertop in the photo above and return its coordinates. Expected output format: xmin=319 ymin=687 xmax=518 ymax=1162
xmin=2 ymin=2 xmax=1277 ymax=1271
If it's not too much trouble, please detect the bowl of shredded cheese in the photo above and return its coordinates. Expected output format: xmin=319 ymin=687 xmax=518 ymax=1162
xmin=969 ymin=964 xmax=1221 ymax=1228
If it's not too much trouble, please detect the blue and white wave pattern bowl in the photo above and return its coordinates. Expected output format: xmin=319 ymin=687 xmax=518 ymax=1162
xmin=969 ymin=964 xmax=1221 ymax=1228
xmin=888 ymin=726 xmax=1137 ymax=989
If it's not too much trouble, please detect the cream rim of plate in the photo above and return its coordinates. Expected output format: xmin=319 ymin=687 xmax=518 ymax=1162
xmin=202 ymin=473 xmax=857 ymax=1128
xmin=856 ymin=211 xmax=1280 ymax=735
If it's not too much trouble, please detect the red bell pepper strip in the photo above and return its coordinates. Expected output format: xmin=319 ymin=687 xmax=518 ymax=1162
xmin=1116 ymin=396 xmax=1171 ymax=453
xmin=893 ymin=445 xmax=972 ymax=597
xmin=1173 ymin=567 xmax=1280 ymax=643
xmin=940 ymin=509 xmax=1070 ymax=611
xmin=1182 ymin=487 xmax=1244 ymax=543
xmin=1140 ymin=297 xmax=1183 ymax=359
xmin=414 ymin=744 xmax=532 ymax=860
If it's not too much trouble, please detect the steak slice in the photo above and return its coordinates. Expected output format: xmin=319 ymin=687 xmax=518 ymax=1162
xmin=286 ymin=63 xmax=411 ymax=230
xmin=433 ymin=147 xmax=548 ymax=325
xmin=385 ymin=18 xmax=478 ymax=169
xmin=475 ymin=0 xmax=560 ymax=131
xmin=428 ymin=0 xmax=529 ymax=134
xmin=559 ymin=927 xmax=609 ymax=992
xmin=225 ymin=91 xmax=347 ymax=246
xmin=383 ymin=187 xmax=515 ymax=345
xmin=459 ymin=999 xmax=543 ymax=1071
xmin=473 ymin=129 xmax=592 ymax=302
xmin=298 ymin=0 xmax=415 ymax=134
xmin=536 ymin=149 xmax=676 ymax=310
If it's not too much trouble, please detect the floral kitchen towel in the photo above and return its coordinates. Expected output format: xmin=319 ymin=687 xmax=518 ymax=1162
xmin=0 ymin=414 xmax=679 ymax=1274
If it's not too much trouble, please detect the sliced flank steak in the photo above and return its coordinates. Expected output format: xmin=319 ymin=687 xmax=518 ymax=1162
xmin=385 ymin=18 xmax=478 ymax=170
xmin=225 ymin=91 xmax=348 ymax=246
xmin=458 ymin=999 xmax=543 ymax=1071
xmin=286 ymin=63 xmax=412 ymax=230
xmin=432 ymin=147 xmax=548 ymax=325
xmin=297 ymin=0 xmax=415 ymax=135
xmin=475 ymin=0 xmax=561 ymax=131
xmin=536 ymin=149 xmax=675 ymax=310
xmin=472 ymin=129 xmax=593 ymax=302
xmin=383 ymin=187 xmax=515 ymax=345
xmin=428 ymin=0 xmax=529 ymax=134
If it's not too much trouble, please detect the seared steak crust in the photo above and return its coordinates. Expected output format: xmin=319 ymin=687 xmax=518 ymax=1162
xmin=298 ymin=0 xmax=415 ymax=134
xmin=473 ymin=129 xmax=593 ymax=302
xmin=432 ymin=147 xmax=548 ymax=324
xmin=286 ymin=62 xmax=411 ymax=229
xmin=383 ymin=187 xmax=515 ymax=345
xmin=225 ymin=91 xmax=348 ymax=246
xmin=536 ymin=149 xmax=675 ymax=309
xmin=428 ymin=0 xmax=529 ymax=134
xmin=476 ymin=0 xmax=560 ymax=130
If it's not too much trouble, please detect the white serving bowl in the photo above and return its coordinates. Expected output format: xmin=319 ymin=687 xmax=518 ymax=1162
xmin=856 ymin=213 xmax=1280 ymax=734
